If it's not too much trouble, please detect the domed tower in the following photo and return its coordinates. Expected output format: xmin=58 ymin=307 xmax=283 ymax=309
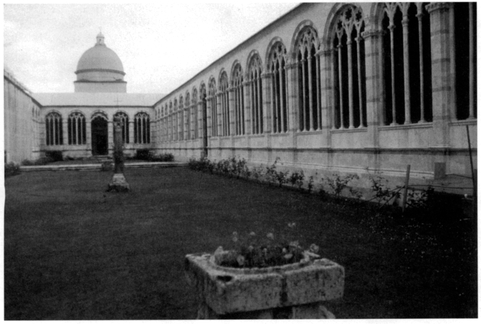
xmin=74 ymin=33 xmax=127 ymax=93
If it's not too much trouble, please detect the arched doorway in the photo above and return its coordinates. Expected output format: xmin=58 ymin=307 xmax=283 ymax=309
xmin=91 ymin=116 xmax=108 ymax=155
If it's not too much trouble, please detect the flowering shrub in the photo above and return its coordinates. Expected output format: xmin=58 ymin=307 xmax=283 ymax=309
xmin=214 ymin=223 xmax=320 ymax=268
xmin=5 ymin=162 xmax=20 ymax=178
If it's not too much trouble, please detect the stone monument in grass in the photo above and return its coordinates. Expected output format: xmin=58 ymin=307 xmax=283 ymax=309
xmin=107 ymin=116 xmax=130 ymax=192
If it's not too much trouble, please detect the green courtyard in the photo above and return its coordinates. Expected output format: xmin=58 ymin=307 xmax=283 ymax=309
xmin=3 ymin=167 xmax=477 ymax=319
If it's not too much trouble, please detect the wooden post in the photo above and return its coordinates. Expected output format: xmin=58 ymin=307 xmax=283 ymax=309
xmin=402 ymin=164 xmax=411 ymax=213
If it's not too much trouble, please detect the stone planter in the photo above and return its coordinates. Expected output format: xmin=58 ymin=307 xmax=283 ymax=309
xmin=185 ymin=252 xmax=345 ymax=319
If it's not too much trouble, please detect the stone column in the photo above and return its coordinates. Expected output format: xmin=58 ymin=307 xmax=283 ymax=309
xmin=286 ymin=62 xmax=297 ymax=133
xmin=362 ymin=29 xmax=384 ymax=170
xmin=262 ymin=73 xmax=271 ymax=135
xmin=318 ymin=47 xmax=332 ymax=131
xmin=108 ymin=120 xmax=113 ymax=154
xmin=128 ymin=120 xmax=134 ymax=145
xmin=229 ymin=88 xmax=235 ymax=136
xmin=206 ymin=96 xmax=212 ymax=138
xmin=86 ymin=118 xmax=92 ymax=152
xmin=243 ymin=80 xmax=251 ymax=135
xmin=427 ymin=2 xmax=452 ymax=149
xmin=62 ymin=119 xmax=68 ymax=146
xmin=216 ymin=94 xmax=222 ymax=137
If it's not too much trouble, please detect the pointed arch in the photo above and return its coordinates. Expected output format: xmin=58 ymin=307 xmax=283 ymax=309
xmin=68 ymin=111 xmax=86 ymax=145
xmin=219 ymin=70 xmax=230 ymax=136
xmin=329 ymin=4 xmax=367 ymax=129
xmin=294 ymin=23 xmax=321 ymax=131
xmin=247 ymin=51 xmax=264 ymax=134
xmin=267 ymin=40 xmax=288 ymax=133
xmin=45 ymin=111 xmax=63 ymax=146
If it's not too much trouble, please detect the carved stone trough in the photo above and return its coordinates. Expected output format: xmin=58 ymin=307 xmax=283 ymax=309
xmin=185 ymin=252 xmax=344 ymax=319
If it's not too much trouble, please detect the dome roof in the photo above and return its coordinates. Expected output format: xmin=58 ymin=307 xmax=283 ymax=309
xmin=75 ymin=33 xmax=124 ymax=74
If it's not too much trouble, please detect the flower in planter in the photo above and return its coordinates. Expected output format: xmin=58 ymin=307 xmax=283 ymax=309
xmin=216 ymin=223 xmax=321 ymax=269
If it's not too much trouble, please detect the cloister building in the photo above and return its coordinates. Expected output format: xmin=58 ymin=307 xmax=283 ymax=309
xmin=4 ymin=2 xmax=477 ymax=191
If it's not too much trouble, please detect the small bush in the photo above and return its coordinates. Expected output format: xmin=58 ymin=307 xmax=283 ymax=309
xmin=251 ymin=165 xmax=264 ymax=182
xmin=148 ymin=152 xmax=174 ymax=162
xmin=289 ymin=170 xmax=305 ymax=189
xmin=45 ymin=151 xmax=63 ymax=162
xmin=5 ymin=162 xmax=20 ymax=178
xmin=322 ymin=173 xmax=360 ymax=198
xmin=135 ymin=149 xmax=150 ymax=160
xmin=21 ymin=156 xmax=54 ymax=166
xmin=100 ymin=161 xmax=113 ymax=171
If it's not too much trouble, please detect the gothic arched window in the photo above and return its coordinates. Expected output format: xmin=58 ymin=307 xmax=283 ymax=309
xmin=219 ymin=71 xmax=230 ymax=136
xmin=113 ymin=111 xmax=129 ymax=143
xmin=268 ymin=42 xmax=288 ymax=133
xmin=192 ymin=88 xmax=198 ymax=139
xmin=173 ymin=99 xmax=178 ymax=141
xmin=232 ymin=64 xmax=245 ymax=135
xmin=179 ymin=96 xmax=184 ymax=141
xmin=296 ymin=26 xmax=321 ymax=131
xmin=68 ymin=112 xmax=86 ymax=145
xmin=134 ymin=112 xmax=150 ymax=144
xmin=248 ymin=54 xmax=264 ymax=134
xmin=208 ymin=77 xmax=218 ymax=137
xmin=185 ymin=92 xmax=191 ymax=140
xmin=200 ymin=83 xmax=207 ymax=138
xmin=46 ymin=112 xmax=63 ymax=145
xmin=333 ymin=5 xmax=367 ymax=129
xmin=382 ymin=3 xmax=432 ymax=125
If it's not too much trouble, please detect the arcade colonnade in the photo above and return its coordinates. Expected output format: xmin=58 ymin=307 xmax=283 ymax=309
xmin=153 ymin=2 xmax=477 ymax=185
xmin=41 ymin=108 xmax=152 ymax=157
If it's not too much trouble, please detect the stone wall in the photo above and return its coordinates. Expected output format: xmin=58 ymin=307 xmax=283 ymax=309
xmin=4 ymin=70 xmax=42 ymax=164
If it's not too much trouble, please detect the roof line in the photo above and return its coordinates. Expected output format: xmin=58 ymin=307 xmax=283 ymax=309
xmin=155 ymin=3 xmax=303 ymax=104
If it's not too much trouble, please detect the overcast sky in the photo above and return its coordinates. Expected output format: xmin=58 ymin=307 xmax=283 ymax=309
xmin=4 ymin=2 xmax=299 ymax=94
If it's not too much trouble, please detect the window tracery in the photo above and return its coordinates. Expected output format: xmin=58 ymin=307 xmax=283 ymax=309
xmin=232 ymin=64 xmax=245 ymax=135
xmin=296 ymin=26 xmax=321 ymax=131
xmin=332 ymin=5 xmax=367 ymax=129
xmin=192 ymin=88 xmax=199 ymax=139
xmin=134 ymin=112 xmax=150 ymax=144
xmin=248 ymin=54 xmax=263 ymax=134
xmin=68 ymin=112 xmax=86 ymax=145
xmin=208 ymin=78 xmax=218 ymax=137
xmin=268 ymin=42 xmax=288 ymax=133
xmin=219 ymin=71 xmax=230 ymax=136
xmin=381 ymin=2 xmax=432 ymax=125
xmin=46 ymin=112 xmax=63 ymax=145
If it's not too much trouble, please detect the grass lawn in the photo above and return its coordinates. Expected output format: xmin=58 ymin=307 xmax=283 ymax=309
xmin=4 ymin=167 xmax=477 ymax=319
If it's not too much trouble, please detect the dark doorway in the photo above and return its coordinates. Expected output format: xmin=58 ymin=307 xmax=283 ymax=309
xmin=91 ymin=116 xmax=108 ymax=155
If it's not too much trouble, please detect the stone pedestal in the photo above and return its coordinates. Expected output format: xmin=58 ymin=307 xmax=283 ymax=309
xmin=185 ymin=253 xmax=344 ymax=319
xmin=107 ymin=173 xmax=130 ymax=192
